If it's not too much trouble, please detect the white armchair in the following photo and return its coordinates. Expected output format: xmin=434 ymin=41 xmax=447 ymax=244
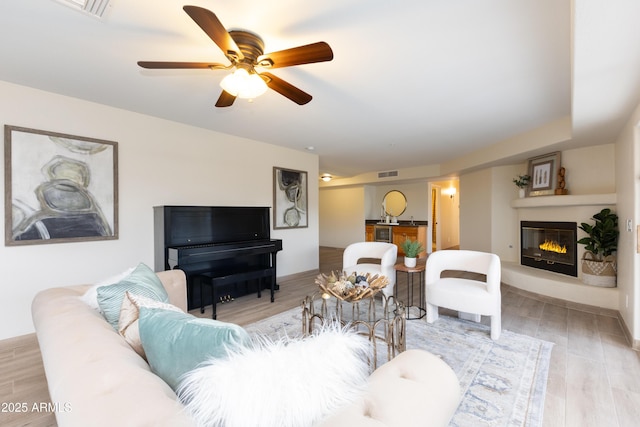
xmin=342 ymin=242 xmax=398 ymax=298
xmin=425 ymin=250 xmax=502 ymax=340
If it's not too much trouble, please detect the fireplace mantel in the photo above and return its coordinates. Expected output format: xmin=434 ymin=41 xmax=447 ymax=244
xmin=511 ymin=193 xmax=616 ymax=209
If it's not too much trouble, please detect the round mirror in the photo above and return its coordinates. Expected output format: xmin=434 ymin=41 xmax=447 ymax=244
xmin=383 ymin=190 xmax=407 ymax=217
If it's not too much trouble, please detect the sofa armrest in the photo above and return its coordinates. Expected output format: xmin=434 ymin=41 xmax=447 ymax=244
xmin=156 ymin=269 xmax=188 ymax=311
xmin=315 ymin=349 xmax=460 ymax=426
xmin=32 ymin=285 xmax=194 ymax=427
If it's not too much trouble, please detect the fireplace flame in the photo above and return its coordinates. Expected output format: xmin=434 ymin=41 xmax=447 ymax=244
xmin=539 ymin=239 xmax=567 ymax=254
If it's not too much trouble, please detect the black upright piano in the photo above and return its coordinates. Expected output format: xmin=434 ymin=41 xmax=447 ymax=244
xmin=154 ymin=206 xmax=283 ymax=311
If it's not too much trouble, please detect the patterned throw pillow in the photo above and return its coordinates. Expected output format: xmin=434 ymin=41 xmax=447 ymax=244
xmin=97 ymin=263 xmax=169 ymax=329
xmin=118 ymin=291 xmax=183 ymax=359
xmin=79 ymin=266 xmax=135 ymax=311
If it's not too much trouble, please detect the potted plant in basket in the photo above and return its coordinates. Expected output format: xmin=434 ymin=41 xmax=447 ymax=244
xmin=401 ymin=238 xmax=424 ymax=268
xmin=513 ymin=174 xmax=530 ymax=198
xmin=577 ymin=208 xmax=619 ymax=287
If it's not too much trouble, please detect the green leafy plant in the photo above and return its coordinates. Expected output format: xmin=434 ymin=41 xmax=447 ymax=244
xmin=513 ymin=174 xmax=530 ymax=189
xmin=577 ymin=208 xmax=619 ymax=260
xmin=401 ymin=238 xmax=424 ymax=258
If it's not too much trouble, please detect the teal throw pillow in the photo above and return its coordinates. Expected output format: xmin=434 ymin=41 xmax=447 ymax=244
xmin=139 ymin=307 xmax=251 ymax=391
xmin=97 ymin=263 xmax=169 ymax=330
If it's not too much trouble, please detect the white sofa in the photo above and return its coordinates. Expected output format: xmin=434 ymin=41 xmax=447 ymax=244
xmin=32 ymin=269 xmax=460 ymax=427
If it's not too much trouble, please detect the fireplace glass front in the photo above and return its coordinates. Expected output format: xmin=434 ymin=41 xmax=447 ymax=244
xmin=520 ymin=221 xmax=577 ymax=277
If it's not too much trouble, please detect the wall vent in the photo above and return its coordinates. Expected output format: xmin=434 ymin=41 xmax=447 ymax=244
xmin=378 ymin=170 xmax=399 ymax=178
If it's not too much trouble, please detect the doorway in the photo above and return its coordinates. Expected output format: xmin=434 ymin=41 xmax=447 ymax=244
xmin=427 ymin=183 xmax=441 ymax=253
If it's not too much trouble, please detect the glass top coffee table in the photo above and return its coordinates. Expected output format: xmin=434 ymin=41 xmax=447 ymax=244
xmin=300 ymin=292 xmax=406 ymax=369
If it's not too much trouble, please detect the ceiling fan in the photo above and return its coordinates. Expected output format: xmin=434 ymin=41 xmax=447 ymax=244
xmin=137 ymin=5 xmax=334 ymax=107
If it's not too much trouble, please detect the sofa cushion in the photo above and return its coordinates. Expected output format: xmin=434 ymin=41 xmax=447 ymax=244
xmin=80 ymin=266 xmax=135 ymax=311
xmin=177 ymin=323 xmax=372 ymax=427
xmin=139 ymin=307 xmax=251 ymax=391
xmin=97 ymin=263 xmax=169 ymax=329
xmin=118 ymin=291 xmax=183 ymax=359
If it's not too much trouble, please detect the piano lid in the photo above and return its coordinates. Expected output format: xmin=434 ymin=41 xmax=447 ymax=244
xmin=160 ymin=206 xmax=272 ymax=247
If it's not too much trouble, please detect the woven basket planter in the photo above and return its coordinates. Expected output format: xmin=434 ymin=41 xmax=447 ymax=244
xmin=581 ymin=253 xmax=617 ymax=288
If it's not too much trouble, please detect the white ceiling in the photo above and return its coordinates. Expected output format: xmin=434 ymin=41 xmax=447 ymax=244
xmin=1 ymin=0 xmax=639 ymax=179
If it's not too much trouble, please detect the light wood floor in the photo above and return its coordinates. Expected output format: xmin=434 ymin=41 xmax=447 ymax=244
xmin=1 ymin=247 xmax=639 ymax=427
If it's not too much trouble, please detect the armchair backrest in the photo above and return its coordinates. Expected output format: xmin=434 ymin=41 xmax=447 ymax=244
xmin=343 ymin=242 xmax=398 ymax=269
xmin=426 ymin=250 xmax=501 ymax=293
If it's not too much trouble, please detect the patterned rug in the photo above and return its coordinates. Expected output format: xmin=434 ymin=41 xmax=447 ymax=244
xmin=245 ymin=305 xmax=553 ymax=427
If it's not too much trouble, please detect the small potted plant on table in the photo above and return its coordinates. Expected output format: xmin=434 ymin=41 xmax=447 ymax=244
xmin=577 ymin=208 xmax=619 ymax=287
xmin=401 ymin=238 xmax=424 ymax=268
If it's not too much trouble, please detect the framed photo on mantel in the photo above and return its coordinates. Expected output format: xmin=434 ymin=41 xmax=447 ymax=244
xmin=527 ymin=151 xmax=561 ymax=197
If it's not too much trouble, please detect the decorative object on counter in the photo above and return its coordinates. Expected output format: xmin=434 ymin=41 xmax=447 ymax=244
xmin=527 ymin=151 xmax=561 ymax=197
xmin=555 ymin=167 xmax=568 ymax=195
xmin=577 ymin=208 xmax=619 ymax=287
xmin=315 ymin=271 xmax=389 ymax=301
xmin=512 ymin=174 xmax=530 ymax=198
xmin=401 ymin=238 xmax=425 ymax=267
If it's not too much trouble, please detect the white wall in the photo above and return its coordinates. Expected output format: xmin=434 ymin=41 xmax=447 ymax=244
xmin=319 ymin=186 xmax=364 ymax=247
xmin=614 ymin=104 xmax=640 ymax=345
xmin=0 ymin=81 xmax=319 ymax=340
xmin=459 ymin=168 xmax=493 ymax=251
xmin=563 ymin=144 xmax=616 ymax=194
xmin=491 ymin=165 xmax=521 ymax=262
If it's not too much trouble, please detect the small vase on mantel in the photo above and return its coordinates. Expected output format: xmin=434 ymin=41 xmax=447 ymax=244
xmin=519 ymin=188 xmax=526 ymax=198
xmin=404 ymin=257 xmax=417 ymax=268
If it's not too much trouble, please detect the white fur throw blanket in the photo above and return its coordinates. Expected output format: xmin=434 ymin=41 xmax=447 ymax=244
xmin=177 ymin=324 xmax=372 ymax=427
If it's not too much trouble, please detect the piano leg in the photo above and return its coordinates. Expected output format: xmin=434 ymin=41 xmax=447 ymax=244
xmin=196 ymin=275 xmax=205 ymax=315
xmin=270 ymin=253 xmax=277 ymax=302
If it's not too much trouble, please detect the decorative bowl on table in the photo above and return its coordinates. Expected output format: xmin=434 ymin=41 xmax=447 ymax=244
xmin=314 ymin=271 xmax=389 ymax=302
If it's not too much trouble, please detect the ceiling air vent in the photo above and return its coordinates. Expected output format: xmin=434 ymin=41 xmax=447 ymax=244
xmin=378 ymin=171 xmax=398 ymax=178
xmin=53 ymin=0 xmax=111 ymax=18
xmin=83 ymin=0 xmax=110 ymax=17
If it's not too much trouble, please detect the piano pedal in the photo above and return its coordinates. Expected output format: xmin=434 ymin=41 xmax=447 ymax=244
xmin=218 ymin=295 xmax=234 ymax=304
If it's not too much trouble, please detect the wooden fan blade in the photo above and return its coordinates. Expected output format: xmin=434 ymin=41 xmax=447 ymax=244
xmin=183 ymin=5 xmax=243 ymax=61
xmin=261 ymin=72 xmax=312 ymax=105
xmin=257 ymin=42 xmax=333 ymax=69
xmin=215 ymin=90 xmax=237 ymax=107
xmin=137 ymin=61 xmax=227 ymax=69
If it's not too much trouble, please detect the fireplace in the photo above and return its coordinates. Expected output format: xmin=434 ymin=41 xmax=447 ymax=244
xmin=520 ymin=221 xmax=577 ymax=277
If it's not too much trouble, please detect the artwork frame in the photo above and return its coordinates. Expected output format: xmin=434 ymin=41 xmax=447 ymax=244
xmin=4 ymin=125 xmax=118 ymax=246
xmin=527 ymin=151 xmax=561 ymax=197
xmin=273 ymin=166 xmax=308 ymax=229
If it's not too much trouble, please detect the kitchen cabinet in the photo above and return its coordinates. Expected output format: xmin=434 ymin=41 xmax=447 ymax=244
xmin=393 ymin=226 xmax=427 ymax=258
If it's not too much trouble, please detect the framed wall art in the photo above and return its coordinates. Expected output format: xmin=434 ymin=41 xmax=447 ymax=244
xmin=4 ymin=125 xmax=118 ymax=246
xmin=527 ymin=151 xmax=561 ymax=197
xmin=273 ymin=166 xmax=308 ymax=229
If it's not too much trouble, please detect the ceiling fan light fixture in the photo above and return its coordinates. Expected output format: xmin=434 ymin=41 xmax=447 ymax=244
xmin=219 ymin=68 xmax=268 ymax=99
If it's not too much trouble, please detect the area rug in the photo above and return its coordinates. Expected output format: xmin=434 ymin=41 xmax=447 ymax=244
xmin=245 ymin=306 xmax=553 ymax=427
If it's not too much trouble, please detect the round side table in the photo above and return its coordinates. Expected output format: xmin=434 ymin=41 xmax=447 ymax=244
xmin=394 ymin=262 xmax=426 ymax=320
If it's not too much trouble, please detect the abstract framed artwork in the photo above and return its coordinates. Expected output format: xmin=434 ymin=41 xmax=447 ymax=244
xmin=527 ymin=151 xmax=561 ymax=197
xmin=4 ymin=125 xmax=118 ymax=246
xmin=273 ymin=167 xmax=308 ymax=229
